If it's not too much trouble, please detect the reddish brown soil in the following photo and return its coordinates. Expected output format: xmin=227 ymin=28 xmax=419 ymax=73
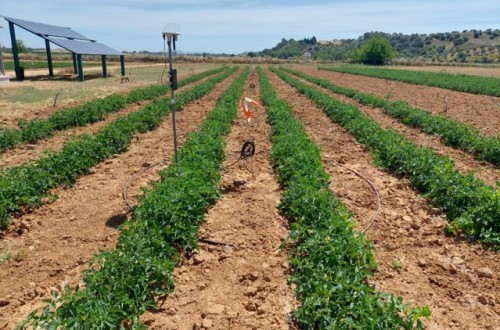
xmin=142 ymin=70 xmax=297 ymax=330
xmin=0 ymin=68 xmax=243 ymax=329
xmin=266 ymin=68 xmax=499 ymax=330
xmin=299 ymin=67 xmax=500 ymax=137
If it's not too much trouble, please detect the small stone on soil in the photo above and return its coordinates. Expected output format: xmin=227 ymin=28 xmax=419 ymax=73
xmin=202 ymin=319 xmax=213 ymax=328
xmin=476 ymin=267 xmax=493 ymax=279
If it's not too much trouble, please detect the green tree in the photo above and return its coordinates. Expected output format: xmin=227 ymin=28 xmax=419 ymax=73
xmin=353 ymin=36 xmax=394 ymax=65
xmin=16 ymin=39 xmax=28 ymax=53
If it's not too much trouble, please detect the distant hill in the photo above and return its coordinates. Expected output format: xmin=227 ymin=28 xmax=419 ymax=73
xmin=258 ymin=29 xmax=500 ymax=63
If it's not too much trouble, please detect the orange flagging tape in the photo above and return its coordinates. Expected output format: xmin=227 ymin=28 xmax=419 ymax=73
xmin=241 ymin=97 xmax=263 ymax=122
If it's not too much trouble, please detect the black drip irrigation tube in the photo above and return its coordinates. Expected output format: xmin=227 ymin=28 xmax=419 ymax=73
xmin=240 ymin=140 xmax=255 ymax=159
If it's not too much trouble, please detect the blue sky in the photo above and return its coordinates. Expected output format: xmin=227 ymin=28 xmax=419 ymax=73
xmin=1 ymin=0 xmax=499 ymax=54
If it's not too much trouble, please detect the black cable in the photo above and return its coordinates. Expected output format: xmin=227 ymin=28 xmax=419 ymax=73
xmin=240 ymin=140 xmax=255 ymax=159
xmin=222 ymin=140 xmax=256 ymax=170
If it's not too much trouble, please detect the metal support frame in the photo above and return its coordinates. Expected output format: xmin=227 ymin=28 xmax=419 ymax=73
xmin=72 ymin=53 xmax=78 ymax=74
xmin=164 ymin=32 xmax=179 ymax=163
xmin=0 ymin=40 xmax=5 ymax=76
xmin=45 ymin=39 xmax=54 ymax=77
xmin=8 ymin=22 xmax=22 ymax=81
xmin=101 ymin=55 xmax=107 ymax=78
xmin=120 ymin=55 xmax=125 ymax=77
xmin=77 ymin=54 xmax=84 ymax=82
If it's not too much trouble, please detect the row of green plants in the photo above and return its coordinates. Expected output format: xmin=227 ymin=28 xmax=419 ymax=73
xmin=272 ymin=68 xmax=500 ymax=248
xmin=20 ymin=67 xmax=249 ymax=329
xmin=282 ymin=67 xmax=500 ymax=165
xmin=258 ymin=68 xmax=430 ymax=329
xmin=319 ymin=65 xmax=500 ymax=97
xmin=0 ymin=66 xmax=229 ymax=152
xmin=0 ymin=67 xmax=239 ymax=230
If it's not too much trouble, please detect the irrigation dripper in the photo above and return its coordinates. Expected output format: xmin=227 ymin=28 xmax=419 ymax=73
xmin=241 ymin=140 xmax=255 ymax=159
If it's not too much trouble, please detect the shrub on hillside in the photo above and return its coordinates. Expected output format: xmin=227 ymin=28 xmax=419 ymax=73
xmin=351 ymin=36 xmax=394 ymax=65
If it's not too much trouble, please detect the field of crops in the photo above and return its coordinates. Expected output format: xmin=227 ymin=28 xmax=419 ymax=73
xmin=0 ymin=63 xmax=498 ymax=329
xmin=319 ymin=65 xmax=500 ymax=96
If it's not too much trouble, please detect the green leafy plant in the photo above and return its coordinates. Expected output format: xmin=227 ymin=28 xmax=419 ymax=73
xmin=273 ymin=67 xmax=499 ymax=248
xmin=319 ymin=65 xmax=500 ymax=97
xmin=258 ymin=67 xmax=430 ymax=329
xmin=351 ymin=36 xmax=394 ymax=65
xmin=391 ymin=259 xmax=403 ymax=270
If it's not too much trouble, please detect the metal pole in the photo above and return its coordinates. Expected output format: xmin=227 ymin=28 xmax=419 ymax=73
xmin=0 ymin=40 xmax=5 ymax=76
xmin=77 ymin=54 xmax=84 ymax=82
xmin=167 ymin=36 xmax=178 ymax=163
xmin=72 ymin=53 xmax=77 ymax=73
xmin=120 ymin=55 xmax=125 ymax=76
xmin=45 ymin=39 xmax=54 ymax=77
xmin=8 ymin=22 xmax=21 ymax=81
xmin=101 ymin=55 xmax=107 ymax=78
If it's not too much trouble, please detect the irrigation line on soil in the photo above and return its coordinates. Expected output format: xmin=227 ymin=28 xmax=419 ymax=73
xmin=335 ymin=162 xmax=382 ymax=233
xmin=122 ymin=161 xmax=162 ymax=212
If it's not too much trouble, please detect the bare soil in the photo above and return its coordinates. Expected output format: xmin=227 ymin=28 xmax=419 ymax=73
xmin=299 ymin=67 xmax=500 ymax=137
xmin=266 ymin=68 xmax=499 ymax=330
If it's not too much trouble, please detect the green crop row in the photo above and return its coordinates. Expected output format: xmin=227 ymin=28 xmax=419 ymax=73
xmin=319 ymin=66 xmax=500 ymax=97
xmin=0 ymin=67 xmax=239 ymax=230
xmin=282 ymin=67 xmax=500 ymax=166
xmin=0 ymin=66 xmax=229 ymax=152
xmin=258 ymin=68 xmax=430 ymax=329
xmin=272 ymin=68 xmax=500 ymax=248
xmin=20 ymin=67 xmax=249 ymax=329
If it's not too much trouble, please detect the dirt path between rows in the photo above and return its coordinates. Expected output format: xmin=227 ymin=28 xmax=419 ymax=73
xmin=266 ymin=68 xmax=499 ymax=330
xmin=0 ymin=69 xmax=242 ymax=329
xmin=289 ymin=74 xmax=500 ymax=187
xmin=298 ymin=67 xmax=500 ymax=137
xmin=142 ymin=68 xmax=297 ymax=330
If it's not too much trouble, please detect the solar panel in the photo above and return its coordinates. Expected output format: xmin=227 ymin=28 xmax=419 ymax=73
xmin=45 ymin=37 xmax=122 ymax=56
xmin=3 ymin=16 xmax=93 ymax=41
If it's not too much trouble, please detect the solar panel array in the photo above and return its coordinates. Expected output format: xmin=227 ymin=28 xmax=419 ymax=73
xmin=3 ymin=16 xmax=93 ymax=41
xmin=45 ymin=37 xmax=122 ymax=56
